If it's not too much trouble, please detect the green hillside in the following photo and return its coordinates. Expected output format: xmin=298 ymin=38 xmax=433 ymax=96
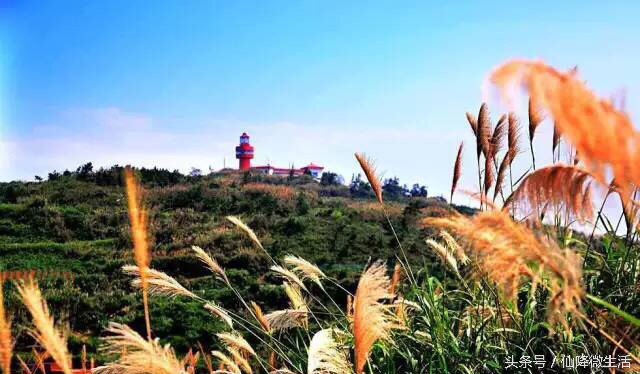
xmin=0 ymin=165 xmax=459 ymax=356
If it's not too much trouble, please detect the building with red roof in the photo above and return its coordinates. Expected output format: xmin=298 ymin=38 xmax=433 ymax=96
xmin=234 ymin=133 xmax=324 ymax=178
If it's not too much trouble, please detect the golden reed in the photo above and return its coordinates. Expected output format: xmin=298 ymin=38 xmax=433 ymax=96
xmin=124 ymin=167 xmax=152 ymax=341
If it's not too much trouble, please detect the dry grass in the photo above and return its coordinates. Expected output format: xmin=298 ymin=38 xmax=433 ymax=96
xmin=283 ymin=283 xmax=308 ymax=313
xmin=16 ymin=281 xmax=72 ymax=374
xmin=424 ymin=210 xmax=583 ymax=332
xmin=242 ymin=183 xmax=295 ymax=201
xmin=124 ymin=167 xmax=152 ymax=340
xmin=483 ymin=150 xmax=494 ymax=201
xmin=450 ymin=142 xmax=463 ymax=203
xmin=353 ymin=262 xmax=399 ymax=373
xmin=226 ymin=216 xmax=273 ymax=263
xmin=95 ymin=323 xmax=185 ymax=374
xmin=507 ymin=112 xmax=522 ymax=164
xmin=425 ymin=239 xmax=459 ymax=273
xmin=388 ymin=263 xmax=402 ymax=295
xmin=345 ymin=201 xmax=403 ymax=220
xmin=250 ymin=302 xmax=271 ymax=333
xmin=465 ymin=111 xmax=477 ymax=137
xmin=552 ymin=122 xmax=562 ymax=156
xmin=123 ymin=265 xmax=200 ymax=300
xmin=227 ymin=347 xmax=252 ymax=374
xmin=283 ymin=256 xmax=325 ymax=288
xmin=490 ymin=114 xmax=507 ymax=157
xmin=204 ymin=303 xmax=234 ymax=329
xmin=307 ymin=329 xmax=352 ymax=374
xmin=503 ymin=164 xmax=594 ymax=221
xmin=271 ymin=266 xmax=308 ymax=292
xmin=493 ymin=154 xmax=510 ymax=202
xmin=439 ymin=230 xmax=469 ymax=265
xmin=476 ymin=103 xmax=491 ymax=159
xmin=354 ymin=153 xmax=383 ymax=204
xmin=211 ymin=350 xmax=241 ymax=374
xmin=264 ymin=309 xmax=308 ymax=332
xmin=527 ymin=97 xmax=543 ymax=143
xmin=192 ymin=245 xmax=228 ymax=283
xmin=216 ymin=333 xmax=256 ymax=357
xmin=490 ymin=59 xmax=640 ymax=195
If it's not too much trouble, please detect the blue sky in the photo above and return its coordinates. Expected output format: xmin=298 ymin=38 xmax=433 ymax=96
xmin=1 ymin=1 xmax=639 ymax=198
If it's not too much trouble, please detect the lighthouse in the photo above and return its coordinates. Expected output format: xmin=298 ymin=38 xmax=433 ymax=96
xmin=235 ymin=132 xmax=254 ymax=170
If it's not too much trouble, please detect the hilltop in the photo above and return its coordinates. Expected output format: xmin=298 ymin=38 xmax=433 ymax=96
xmin=0 ymin=164 xmax=469 ymax=355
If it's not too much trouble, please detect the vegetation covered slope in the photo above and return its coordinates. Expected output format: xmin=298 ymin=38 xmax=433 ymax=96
xmin=0 ymin=167 xmax=456 ymax=355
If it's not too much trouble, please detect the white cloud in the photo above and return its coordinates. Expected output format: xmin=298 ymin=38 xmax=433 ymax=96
xmin=0 ymin=105 xmax=630 ymax=234
xmin=2 ymin=107 xmax=467 ymax=197
xmin=62 ymin=107 xmax=152 ymax=129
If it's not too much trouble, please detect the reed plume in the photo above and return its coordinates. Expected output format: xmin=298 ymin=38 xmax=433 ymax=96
xmin=96 ymin=322 xmax=185 ymax=374
xmin=506 ymin=112 xmax=521 ymax=164
xmin=227 ymin=347 xmax=252 ymax=374
xmin=204 ymin=303 xmax=234 ymax=329
xmin=353 ymin=261 xmax=398 ymax=373
xmin=552 ymin=122 xmax=561 ymax=161
xmin=284 ymin=255 xmax=325 ymax=288
xmin=264 ymin=309 xmax=308 ymax=331
xmin=483 ymin=148 xmax=494 ymax=201
xmin=227 ymin=216 xmax=274 ymax=263
xmin=124 ymin=167 xmax=152 ymax=340
xmin=468 ymin=105 xmax=488 ymax=209
xmin=450 ymin=142 xmax=463 ymax=204
xmin=192 ymin=246 xmax=228 ymax=283
xmin=354 ymin=153 xmax=382 ymax=204
xmin=425 ymin=239 xmax=458 ymax=273
xmin=612 ymin=180 xmax=639 ymax=233
xmin=356 ymin=153 xmax=415 ymax=285
xmin=503 ymin=164 xmax=594 ymax=221
xmin=424 ymin=210 xmax=583 ymax=332
xmin=250 ymin=302 xmax=271 ymax=333
xmin=388 ymin=262 xmax=402 ymax=295
xmin=439 ymin=230 xmax=469 ymax=265
xmin=16 ymin=281 xmax=72 ymax=374
xmin=216 ymin=333 xmax=256 ymax=357
xmin=476 ymin=103 xmax=491 ymax=158
xmin=490 ymin=59 xmax=640 ymax=196
xmin=0 ymin=279 xmax=11 ymax=374
xmin=307 ymin=329 xmax=353 ymax=374
xmin=465 ymin=112 xmax=477 ymax=137
xmin=488 ymin=116 xmax=507 ymax=202
xmin=271 ymin=265 xmax=308 ymax=291
xmin=393 ymin=298 xmax=421 ymax=325
xmin=490 ymin=114 xmax=507 ymax=157
xmin=283 ymin=283 xmax=308 ymax=312
xmin=493 ymin=154 xmax=510 ymax=202
xmin=211 ymin=351 xmax=241 ymax=374
xmin=123 ymin=265 xmax=200 ymax=300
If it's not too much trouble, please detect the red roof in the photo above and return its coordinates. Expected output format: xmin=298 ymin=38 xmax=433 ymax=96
xmin=303 ymin=163 xmax=323 ymax=169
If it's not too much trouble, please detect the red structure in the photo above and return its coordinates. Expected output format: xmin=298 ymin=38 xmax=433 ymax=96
xmin=235 ymin=132 xmax=254 ymax=170
xmin=234 ymin=132 xmax=324 ymax=178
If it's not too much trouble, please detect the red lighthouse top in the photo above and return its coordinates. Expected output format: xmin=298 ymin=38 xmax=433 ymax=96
xmin=236 ymin=132 xmax=254 ymax=170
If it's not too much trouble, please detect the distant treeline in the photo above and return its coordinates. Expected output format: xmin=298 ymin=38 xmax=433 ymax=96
xmin=6 ymin=162 xmax=433 ymax=202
